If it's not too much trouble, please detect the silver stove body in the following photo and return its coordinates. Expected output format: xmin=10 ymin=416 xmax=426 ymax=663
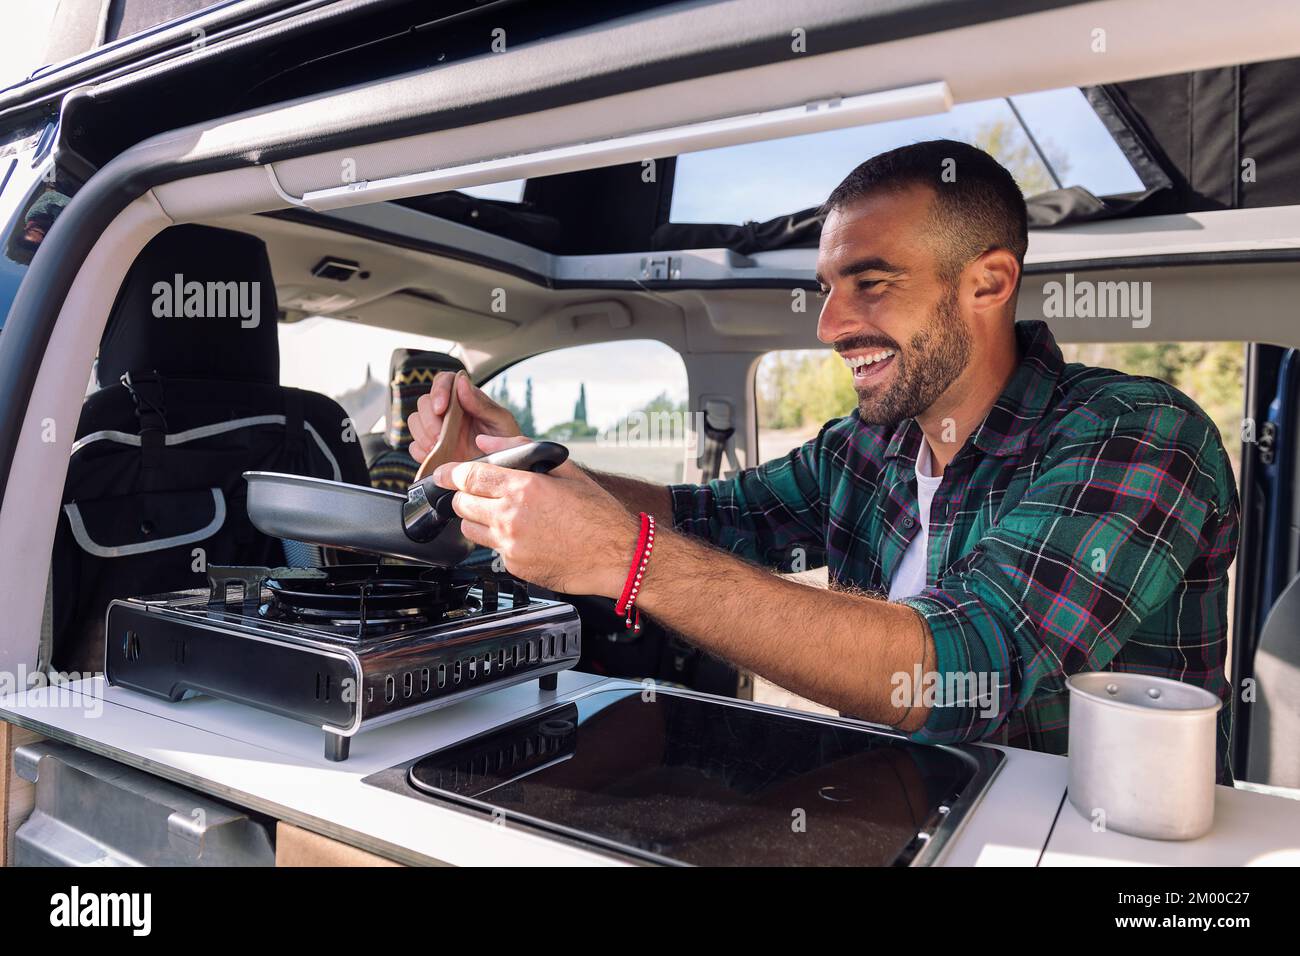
xmin=104 ymin=571 xmax=582 ymax=761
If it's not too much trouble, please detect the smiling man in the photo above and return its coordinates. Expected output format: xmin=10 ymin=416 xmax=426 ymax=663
xmin=410 ymin=140 xmax=1241 ymax=780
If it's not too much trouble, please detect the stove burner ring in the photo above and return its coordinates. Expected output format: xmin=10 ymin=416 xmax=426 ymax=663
xmin=261 ymin=571 xmax=473 ymax=625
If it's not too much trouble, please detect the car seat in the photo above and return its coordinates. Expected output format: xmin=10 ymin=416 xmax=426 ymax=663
xmin=50 ymin=224 xmax=371 ymax=673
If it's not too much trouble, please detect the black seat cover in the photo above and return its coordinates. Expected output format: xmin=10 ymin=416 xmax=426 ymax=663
xmin=51 ymin=225 xmax=370 ymax=673
xmin=95 ymin=225 xmax=282 ymax=388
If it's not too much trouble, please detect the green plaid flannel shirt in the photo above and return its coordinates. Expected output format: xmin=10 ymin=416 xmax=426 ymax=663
xmin=670 ymin=321 xmax=1240 ymax=781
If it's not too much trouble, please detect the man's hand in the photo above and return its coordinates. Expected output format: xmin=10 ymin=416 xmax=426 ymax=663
xmin=433 ymin=435 xmax=639 ymax=597
xmin=408 ymin=371 xmax=522 ymax=465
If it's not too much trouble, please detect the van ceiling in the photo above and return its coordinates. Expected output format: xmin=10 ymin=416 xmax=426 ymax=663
xmin=215 ymin=211 xmax=555 ymax=341
xmin=386 ymin=55 xmax=1300 ymax=258
xmin=214 ymin=207 xmax=1300 ymax=373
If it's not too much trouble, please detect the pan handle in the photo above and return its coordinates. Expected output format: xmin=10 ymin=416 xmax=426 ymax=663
xmin=475 ymin=440 xmax=569 ymax=474
xmin=402 ymin=441 xmax=570 ymax=543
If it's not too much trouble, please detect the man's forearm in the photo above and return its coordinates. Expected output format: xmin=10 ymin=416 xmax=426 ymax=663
xmin=634 ymin=527 xmax=936 ymax=731
xmin=581 ymin=467 xmax=673 ymax=519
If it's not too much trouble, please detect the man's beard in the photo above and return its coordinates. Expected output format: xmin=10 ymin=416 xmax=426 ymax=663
xmin=841 ymin=286 xmax=972 ymax=426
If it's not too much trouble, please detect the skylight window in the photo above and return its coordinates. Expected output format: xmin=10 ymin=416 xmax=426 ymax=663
xmin=668 ymin=88 xmax=1143 ymax=224
xmin=457 ymin=180 xmax=527 ymax=203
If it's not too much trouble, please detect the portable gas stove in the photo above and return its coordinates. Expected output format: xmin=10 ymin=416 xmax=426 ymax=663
xmin=103 ymin=564 xmax=582 ymax=760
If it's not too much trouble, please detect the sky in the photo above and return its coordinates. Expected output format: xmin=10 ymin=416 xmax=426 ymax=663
xmin=0 ymin=2 xmax=59 ymax=92
xmin=5 ymin=7 xmax=1141 ymax=438
xmin=670 ymin=88 xmax=1140 ymax=222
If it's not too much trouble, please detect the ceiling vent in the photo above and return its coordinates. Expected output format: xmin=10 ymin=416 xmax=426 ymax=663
xmin=310 ymin=257 xmax=362 ymax=282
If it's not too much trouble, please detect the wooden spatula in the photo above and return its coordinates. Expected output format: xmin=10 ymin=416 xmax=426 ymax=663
xmin=414 ymin=374 xmax=466 ymax=482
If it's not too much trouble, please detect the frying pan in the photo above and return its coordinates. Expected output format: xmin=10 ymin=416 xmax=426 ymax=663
xmin=245 ymin=441 xmax=569 ymax=566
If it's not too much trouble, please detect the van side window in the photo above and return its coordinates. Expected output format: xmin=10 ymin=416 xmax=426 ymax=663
xmin=481 ymin=340 xmax=689 ymax=484
xmin=756 ymin=341 xmax=1244 ymax=477
xmin=755 ymin=349 xmax=857 ymax=464
xmin=0 ymin=120 xmax=70 ymax=331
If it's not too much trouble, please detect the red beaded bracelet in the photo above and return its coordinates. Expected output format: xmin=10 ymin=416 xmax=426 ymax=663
xmin=614 ymin=512 xmax=655 ymax=632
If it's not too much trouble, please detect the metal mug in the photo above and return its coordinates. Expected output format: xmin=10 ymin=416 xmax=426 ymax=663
xmin=1066 ymin=672 xmax=1222 ymax=840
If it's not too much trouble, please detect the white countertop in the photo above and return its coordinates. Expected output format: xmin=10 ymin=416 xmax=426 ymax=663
xmin=3 ymin=676 xmax=1298 ymax=866
xmin=2 ymin=674 xmax=623 ymax=866
xmin=1042 ymin=784 xmax=1300 ymax=866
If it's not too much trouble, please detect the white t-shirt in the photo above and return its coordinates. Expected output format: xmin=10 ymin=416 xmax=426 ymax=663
xmin=887 ymin=440 xmax=943 ymax=601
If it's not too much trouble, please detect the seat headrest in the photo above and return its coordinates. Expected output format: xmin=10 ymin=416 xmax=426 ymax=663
xmin=97 ymin=224 xmax=280 ymax=388
xmin=386 ymin=349 xmax=466 ymax=449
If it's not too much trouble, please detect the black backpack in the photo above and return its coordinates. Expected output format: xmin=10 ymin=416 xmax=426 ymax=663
xmin=51 ymin=372 xmax=369 ymax=673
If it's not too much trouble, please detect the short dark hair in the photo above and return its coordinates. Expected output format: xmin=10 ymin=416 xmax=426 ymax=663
xmin=822 ymin=139 xmax=1028 ymax=285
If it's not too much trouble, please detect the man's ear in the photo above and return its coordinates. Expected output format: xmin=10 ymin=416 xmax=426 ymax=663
xmin=969 ymin=249 xmax=1020 ymax=314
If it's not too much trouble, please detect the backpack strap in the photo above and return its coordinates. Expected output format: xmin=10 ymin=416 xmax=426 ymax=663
xmin=121 ymin=370 xmax=167 ymax=483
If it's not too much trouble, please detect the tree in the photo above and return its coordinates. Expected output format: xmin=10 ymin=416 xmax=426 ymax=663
xmin=756 ymin=350 xmax=856 ymax=430
xmin=573 ymin=383 xmax=588 ymax=425
xmin=487 ymin=373 xmax=535 ymax=436
xmin=518 ymin=377 xmax=535 ymax=436
xmin=490 ymin=373 xmax=510 ymax=406
xmin=637 ymin=391 xmax=688 ymax=417
xmin=971 ymin=118 xmax=1072 ymax=197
